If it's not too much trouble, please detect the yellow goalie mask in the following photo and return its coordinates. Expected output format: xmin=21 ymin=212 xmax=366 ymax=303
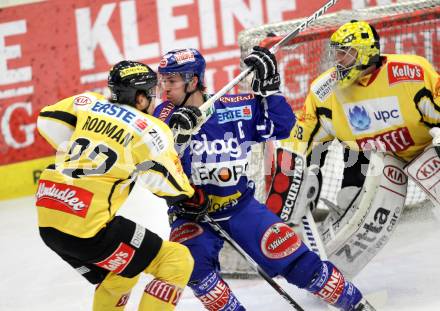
xmin=329 ymin=20 xmax=380 ymax=88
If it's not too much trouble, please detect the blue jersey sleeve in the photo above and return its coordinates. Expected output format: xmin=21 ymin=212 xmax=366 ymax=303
xmin=252 ymin=94 xmax=295 ymax=142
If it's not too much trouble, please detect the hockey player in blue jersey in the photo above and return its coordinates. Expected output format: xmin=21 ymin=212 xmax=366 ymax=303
xmin=153 ymin=47 xmax=375 ymax=311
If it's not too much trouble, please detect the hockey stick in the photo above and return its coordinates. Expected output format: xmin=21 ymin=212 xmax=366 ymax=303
xmin=203 ymin=214 xmax=305 ymax=311
xmin=176 ymin=0 xmax=339 ymax=138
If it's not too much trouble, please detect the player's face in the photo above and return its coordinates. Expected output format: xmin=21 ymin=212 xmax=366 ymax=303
xmin=135 ymin=91 xmax=155 ymax=115
xmin=333 ymin=46 xmax=358 ymax=69
xmin=159 ymin=73 xmax=188 ymax=105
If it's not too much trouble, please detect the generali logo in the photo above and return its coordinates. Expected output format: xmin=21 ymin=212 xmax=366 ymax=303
xmin=416 ymin=156 xmax=440 ymax=180
xmin=388 ymin=62 xmax=424 ymax=85
xmin=383 ymin=165 xmax=407 ymax=185
xmin=36 ymin=180 xmax=93 ymax=218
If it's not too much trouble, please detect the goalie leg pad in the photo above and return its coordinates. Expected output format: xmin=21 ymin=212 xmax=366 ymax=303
xmin=405 ymin=145 xmax=440 ymax=208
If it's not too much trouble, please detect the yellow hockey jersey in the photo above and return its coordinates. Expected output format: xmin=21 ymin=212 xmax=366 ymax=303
xmin=283 ymin=54 xmax=440 ymax=162
xmin=36 ymin=92 xmax=193 ymax=238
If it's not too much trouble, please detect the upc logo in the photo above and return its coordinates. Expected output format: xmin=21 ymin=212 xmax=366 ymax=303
xmin=348 ymin=106 xmax=370 ymax=131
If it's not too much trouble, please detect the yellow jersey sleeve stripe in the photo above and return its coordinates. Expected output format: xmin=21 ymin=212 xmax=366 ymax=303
xmin=39 ymin=110 xmax=77 ymax=127
xmin=136 ymin=161 xmax=185 ymax=192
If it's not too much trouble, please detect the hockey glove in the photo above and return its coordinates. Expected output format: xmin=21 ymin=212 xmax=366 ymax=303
xmin=172 ymin=187 xmax=208 ymax=222
xmin=169 ymin=106 xmax=202 ymax=144
xmin=243 ymin=46 xmax=281 ymax=97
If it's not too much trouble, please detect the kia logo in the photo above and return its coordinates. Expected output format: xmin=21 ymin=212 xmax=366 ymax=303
xmin=383 ymin=165 xmax=407 ymax=185
xmin=416 ymin=156 xmax=440 ymax=180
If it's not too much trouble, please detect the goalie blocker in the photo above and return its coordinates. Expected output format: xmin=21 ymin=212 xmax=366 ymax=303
xmin=267 ymin=147 xmax=408 ymax=279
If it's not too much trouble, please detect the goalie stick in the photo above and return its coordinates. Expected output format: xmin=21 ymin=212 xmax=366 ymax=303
xmin=203 ymin=214 xmax=305 ymax=311
xmin=173 ymin=0 xmax=339 ymax=139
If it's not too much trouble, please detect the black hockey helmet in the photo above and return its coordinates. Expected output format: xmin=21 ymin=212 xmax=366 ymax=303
xmin=108 ymin=60 xmax=157 ymax=106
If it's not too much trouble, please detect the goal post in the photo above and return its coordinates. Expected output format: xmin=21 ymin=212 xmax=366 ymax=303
xmin=220 ymin=0 xmax=439 ymax=278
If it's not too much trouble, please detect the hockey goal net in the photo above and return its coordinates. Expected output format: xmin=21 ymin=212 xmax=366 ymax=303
xmin=220 ymin=0 xmax=440 ymax=277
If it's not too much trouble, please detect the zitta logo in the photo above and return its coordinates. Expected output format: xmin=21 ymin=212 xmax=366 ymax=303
xmin=348 ymin=106 xmax=371 ymax=131
xmin=216 ymin=105 xmax=252 ymax=124
xmin=190 ymin=134 xmax=243 ymax=158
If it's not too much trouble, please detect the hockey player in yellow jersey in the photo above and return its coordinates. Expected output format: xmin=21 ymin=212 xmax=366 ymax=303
xmin=266 ymin=20 xmax=440 ymax=286
xmin=284 ymin=20 xmax=439 ymax=160
xmin=35 ymin=61 xmax=207 ymax=310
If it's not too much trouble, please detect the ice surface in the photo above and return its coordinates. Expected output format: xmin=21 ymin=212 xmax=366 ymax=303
xmin=1 ymin=181 xmax=439 ymax=310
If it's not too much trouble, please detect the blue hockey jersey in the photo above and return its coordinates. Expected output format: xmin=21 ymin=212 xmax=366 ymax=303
xmin=153 ymin=93 xmax=295 ymax=216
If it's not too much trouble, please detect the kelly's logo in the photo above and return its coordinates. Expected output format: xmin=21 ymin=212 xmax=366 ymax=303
xmin=388 ymin=62 xmax=424 ymax=85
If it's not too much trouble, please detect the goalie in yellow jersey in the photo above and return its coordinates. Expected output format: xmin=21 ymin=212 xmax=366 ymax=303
xmin=35 ymin=61 xmax=207 ymax=310
xmin=267 ymin=20 xmax=440 ymax=279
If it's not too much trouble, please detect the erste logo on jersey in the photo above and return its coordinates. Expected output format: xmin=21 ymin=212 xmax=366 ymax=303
xmin=344 ymin=96 xmax=403 ymax=134
xmin=216 ymin=105 xmax=252 ymax=124
xmin=134 ymin=118 xmax=149 ymax=132
xmin=191 ymin=159 xmax=248 ymax=187
xmin=388 ymin=62 xmax=424 ymax=85
xmin=36 ymin=180 xmax=93 ymax=218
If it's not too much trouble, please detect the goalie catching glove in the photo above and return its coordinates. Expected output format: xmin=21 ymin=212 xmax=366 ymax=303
xmin=243 ymin=46 xmax=281 ymax=97
xmin=169 ymin=186 xmax=208 ymax=222
xmin=169 ymin=106 xmax=202 ymax=144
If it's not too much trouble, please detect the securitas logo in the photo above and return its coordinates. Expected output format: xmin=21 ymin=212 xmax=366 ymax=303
xmin=348 ymin=106 xmax=371 ymax=131
xmin=344 ymin=96 xmax=403 ymax=134
xmin=388 ymin=62 xmax=424 ymax=85
xmin=216 ymin=105 xmax=252 ymax=124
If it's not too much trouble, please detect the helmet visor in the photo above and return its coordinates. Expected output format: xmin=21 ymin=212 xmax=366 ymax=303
xmin=158 ymin=72 xmax=194 ymax=89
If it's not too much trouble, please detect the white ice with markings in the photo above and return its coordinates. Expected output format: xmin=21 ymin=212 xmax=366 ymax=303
xmin=1 ymin=181 xmax=439 ymax=311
